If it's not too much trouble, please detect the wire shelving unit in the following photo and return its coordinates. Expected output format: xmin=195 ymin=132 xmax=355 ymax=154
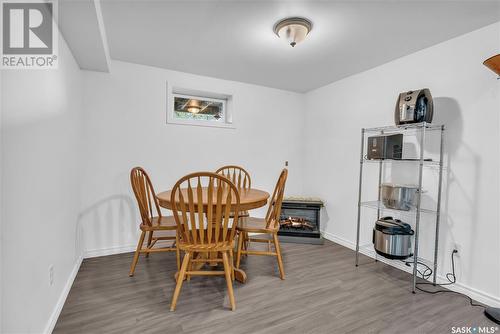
xmin=354 ymin=122 xmax=445 ymax=293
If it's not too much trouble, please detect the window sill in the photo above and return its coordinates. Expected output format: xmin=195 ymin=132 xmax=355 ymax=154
xmin=166 ymin=118 xmax=235 ymax=129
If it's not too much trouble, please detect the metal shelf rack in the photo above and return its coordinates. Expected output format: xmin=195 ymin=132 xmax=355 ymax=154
xmin=354 ymin=122 xmax=445 ymax=293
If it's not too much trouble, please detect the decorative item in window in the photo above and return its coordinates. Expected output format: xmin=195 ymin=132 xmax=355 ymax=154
xmin=173 ymin=94 xmax=225 ymax=122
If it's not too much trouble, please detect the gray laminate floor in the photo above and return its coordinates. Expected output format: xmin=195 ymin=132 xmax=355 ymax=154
xmin=54 ymin=240 xmax=494 ymax=334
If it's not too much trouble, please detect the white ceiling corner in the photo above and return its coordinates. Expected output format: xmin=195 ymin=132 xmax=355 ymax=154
xmin=59 ymin=0 xmax=110 ymax=72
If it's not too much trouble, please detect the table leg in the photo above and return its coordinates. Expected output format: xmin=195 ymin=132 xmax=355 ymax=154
xmin=209 ymin=251 xmax=219 ymax=266
xmin=191 ymin=252 xmax=205 ymax=270
xmin=174 ymin=252 xmax=204 ymax=280
xmin=174 ymin=252 xmax=247 ymax=283
xmin=234 ymin=268 xmax=247 ymax=283
xmin=174 ymin=271 xmax=187 ymax=281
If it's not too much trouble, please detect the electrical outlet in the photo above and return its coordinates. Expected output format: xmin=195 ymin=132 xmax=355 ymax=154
xmin=453 ymin=244 xmax=461 ymax=256
xmin=49 ymin=265 xmax=54 ymax=286
xmin=285 ymin=161 xmax=289 ymax=167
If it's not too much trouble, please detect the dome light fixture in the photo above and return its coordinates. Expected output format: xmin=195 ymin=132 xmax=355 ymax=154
xmin=273 ymin=17 xmax=312 ymax=48
xmin=186 ymin=99 xmax=201 ymax=114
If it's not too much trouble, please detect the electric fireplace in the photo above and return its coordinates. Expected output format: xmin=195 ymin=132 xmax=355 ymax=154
xmin=278 ymin=198 xmax=324 ymax=244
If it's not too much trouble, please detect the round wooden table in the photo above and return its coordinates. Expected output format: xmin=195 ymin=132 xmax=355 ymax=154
xmin=157 ymin=187 xmax=270 ymax=283
xmin=157 ymin=188 xmax=270 ymax=212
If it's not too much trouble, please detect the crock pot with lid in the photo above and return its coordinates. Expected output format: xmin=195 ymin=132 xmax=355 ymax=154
xmin=373 ymin=216 xmax=414 ymax=260
xmin=381 ymin=183 xmax=420 ymax=211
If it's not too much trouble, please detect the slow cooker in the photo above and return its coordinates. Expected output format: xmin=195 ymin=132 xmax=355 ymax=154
xmin=373 ymin=216 xmax=414 ymax=260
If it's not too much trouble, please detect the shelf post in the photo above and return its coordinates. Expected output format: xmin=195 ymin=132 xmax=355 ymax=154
xmin=375 ymin=131 xmax=385 ymax=262
xmin=377 ymin=131 xmax=384 ymax=221
xmin=412 ymin=123 xmax=426 ymax=293
xmin=355 ymin=128 xmax=366 ymax=267
xmin=433 ymin=125 xmax=445 ymax=285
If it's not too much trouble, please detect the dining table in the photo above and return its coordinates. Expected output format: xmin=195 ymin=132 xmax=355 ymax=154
xmin=157 ymin=187 xmax=270 ymax=283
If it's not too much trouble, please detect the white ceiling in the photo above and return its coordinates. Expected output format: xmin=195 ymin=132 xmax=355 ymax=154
xmin=60 ymin=0 xmax=110 ymax=72
xmin=87 ymin=1 xmax=500 ymax=92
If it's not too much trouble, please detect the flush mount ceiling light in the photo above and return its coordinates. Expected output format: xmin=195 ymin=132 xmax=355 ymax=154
xmin=273 ymin=17 xmax=312 ymax=47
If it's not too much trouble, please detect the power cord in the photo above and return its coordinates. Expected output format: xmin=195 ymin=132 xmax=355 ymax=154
xmin=405 ymin=250 xmax=484 ymax=308
xmin=401 ymin=259 xmax=433 ymax=280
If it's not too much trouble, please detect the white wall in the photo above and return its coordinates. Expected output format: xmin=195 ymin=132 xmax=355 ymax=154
xmin=0 ymin=36 xmax=83 ymax=333
xmin=79 ymin=61 xmax=305 ymax=256
xmin=304 ymin=23 xmax=500 ymax=305
xmin=0 ymin=65 xmax=3 ymax=332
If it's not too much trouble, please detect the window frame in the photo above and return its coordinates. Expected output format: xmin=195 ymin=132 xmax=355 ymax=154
xmin=166 ymin=85 xmax=235 ymax=129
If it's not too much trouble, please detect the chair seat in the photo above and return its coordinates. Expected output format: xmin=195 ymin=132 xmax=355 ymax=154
xmin=237 ymin=217 xmax=277 ymax=233
xmin=140 ymin=216 xmax=177 ymax=231
xmin=178 ymin=241 xmax=234 ymax=252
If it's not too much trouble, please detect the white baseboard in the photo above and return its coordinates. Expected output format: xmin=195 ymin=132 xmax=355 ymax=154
xmin=322 ymin=231 xmax=500 ymax=308
xmin=84 ymin=244 xmax=136 ymax=258
xmin=43 ymin=243 xmax=137 ymax=333
xmin=44 ymin=255 xmax=83 ymax=334
xmin=84 ymin=239 xmax=176 ymax=259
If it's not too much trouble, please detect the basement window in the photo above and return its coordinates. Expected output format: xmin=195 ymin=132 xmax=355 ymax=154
xmin=167 ymin=87 xmax=234 ymax=128
xmin=173 ymin=94 xmax=225 ymax=121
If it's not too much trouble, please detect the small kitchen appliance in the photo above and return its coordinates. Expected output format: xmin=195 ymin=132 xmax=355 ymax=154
xmin=367 ymin=134 xmax=403 ymax=160
xmin=373 ymin=216 xmax=414 ymax=260
xmin=395 ymin=88 xmax=434 ymax=125
xmin=381 ymin=183 xmax=419 ymax=211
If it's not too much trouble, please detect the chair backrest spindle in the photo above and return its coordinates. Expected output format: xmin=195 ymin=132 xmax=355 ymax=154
xmin=265 ymin=169 xmax=288 ymax=229
xmin=130 ymin=167 xmax=162 ymax=226
xmin=171 ymin=172 xmax=241 ymax=246
xmin=215 ymin=165 xmax=251 ymax=190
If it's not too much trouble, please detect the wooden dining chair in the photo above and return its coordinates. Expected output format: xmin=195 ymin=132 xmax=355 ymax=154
xmin=170 ymin=172 xmax=241 ymax=311
xmin=215 ymin=165 xmax=251 ymax=215
xmin=215 ymin=165 xmax=252 ymax=253
xmin=235 ymin=169 xmax=288 ymax=279
xmin=129 ymin=167 xmax=180 ymax=277
xmin=215 ymin=165 xmax=251 ymax=190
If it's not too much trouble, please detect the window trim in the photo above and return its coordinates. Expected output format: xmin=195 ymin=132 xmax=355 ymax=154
xmin=166 ymin=85 xmax=235 ymax=129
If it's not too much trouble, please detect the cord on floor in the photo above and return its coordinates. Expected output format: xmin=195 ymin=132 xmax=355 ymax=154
xmin=404 ymin=250 xmax=485 ymax=309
